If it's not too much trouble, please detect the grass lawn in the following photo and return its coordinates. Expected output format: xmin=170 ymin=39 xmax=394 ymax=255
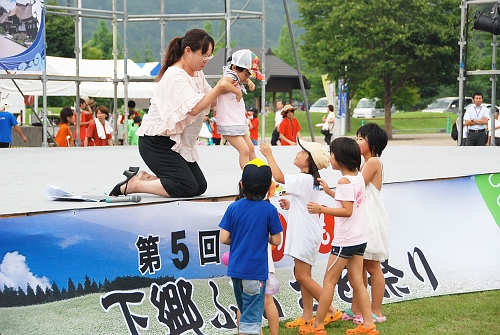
xmin=262 ymin=111 xmax=458 ymax=138
xmin=262 ymin=290 xmax=500 ymax=335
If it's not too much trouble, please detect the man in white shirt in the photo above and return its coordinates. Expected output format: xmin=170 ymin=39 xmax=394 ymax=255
xmin=464 ymin=92 xmax=490 ymax=146
xmin=271 ymin=100 xmax=284 ymax=146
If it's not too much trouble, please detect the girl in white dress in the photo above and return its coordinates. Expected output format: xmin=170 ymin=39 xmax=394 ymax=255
xmin=343 ymin=123 xmax=389 ymax=324
xmin=260 ymin=139 xmax=343 ymax=334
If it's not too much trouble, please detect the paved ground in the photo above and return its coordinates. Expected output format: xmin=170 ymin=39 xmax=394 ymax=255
xmin=386 ymin=132 xmax=457 ymax=146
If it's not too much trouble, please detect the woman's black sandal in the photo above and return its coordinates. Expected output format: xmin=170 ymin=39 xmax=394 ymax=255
xmin=109 ymin=167 xmax=140 ymax=196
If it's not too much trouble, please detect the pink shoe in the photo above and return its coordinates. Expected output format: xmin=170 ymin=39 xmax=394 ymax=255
xmin=353 ymin=313 xmax=386 ymax=324
xmin=341 ymin=308 xmax=361 ymax=321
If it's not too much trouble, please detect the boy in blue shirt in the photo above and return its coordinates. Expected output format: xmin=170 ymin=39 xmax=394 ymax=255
xmin=219 ymin=158 xmax=283 ymax=335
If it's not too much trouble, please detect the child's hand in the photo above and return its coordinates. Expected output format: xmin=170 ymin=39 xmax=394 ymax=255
xmin=317 ymin=178 xmax=330 ymax=191
xmin=247 ymin=79 xmax=255 ymax=91
xmin=278 ymin=198 xmax=290 ymax=210
xmin=260 ymin=143 xmax=272 ymax=158
xmin=236 ymin=90 xmax=243 ymax=102
xmin=307 ymin=201 xmax=321 ymax=214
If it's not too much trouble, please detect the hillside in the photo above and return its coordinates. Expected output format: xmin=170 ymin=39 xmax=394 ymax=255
xmin=53 ymin=0 xmax=301 ymax=62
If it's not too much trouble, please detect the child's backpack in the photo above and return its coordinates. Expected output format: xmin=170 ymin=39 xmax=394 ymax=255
xmin=451 ymin=123 xmax=458 ymax=141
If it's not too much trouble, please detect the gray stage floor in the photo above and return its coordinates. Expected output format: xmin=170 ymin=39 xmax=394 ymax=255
xmin=1 ymin=144 xmax=499 ymax=217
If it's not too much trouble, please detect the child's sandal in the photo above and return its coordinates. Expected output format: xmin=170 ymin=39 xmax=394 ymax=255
xmin=346 ymin=324 xmax=379 ymax=335
xmin=299 ymin=323 xmax=327 ymax=335
xmin=285 ymin=317 xmax=314 ymax=329
xmin=324 ymin=310 xmax=343 ymax=325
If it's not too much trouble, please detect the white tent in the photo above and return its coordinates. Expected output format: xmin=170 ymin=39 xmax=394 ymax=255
xmin=0 ymin=56 xmax=156 ymax=99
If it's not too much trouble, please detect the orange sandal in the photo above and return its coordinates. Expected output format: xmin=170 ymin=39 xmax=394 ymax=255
xmin=285 ymin=317 xmax=314 ymax=329
xmin=346 ymin=324 xmax=379 ymax=335
xmin=299 ymin=323 xmax=327 ymax=335
xmin=324 ymin=310 xmax=343 ymax=325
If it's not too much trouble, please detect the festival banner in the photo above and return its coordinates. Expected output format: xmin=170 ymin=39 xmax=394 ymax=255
xmin=0 ymin=0 xmax=45 ymax=72
xmin=0 ymin=174 xmax=499 ymax=335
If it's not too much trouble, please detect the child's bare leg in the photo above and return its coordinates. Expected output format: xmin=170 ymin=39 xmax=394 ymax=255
xmin=242 ymin=134 xmax=256 ymax=161
xmin=364 ymin=260 xmax=385 ymax=317
xmin=347 ymin=256 xmax=374 ymax=328
xmin=264 ymin=294 xmax=279 ymax=335
xmin=311 ymin=255 xmax=348 ymax=329
xmin=294 ymin=259 xmax=339 ymax=317
xmin=224 ymin=135 xmax=254 ymax=169
xmin=350 ymin=266 xmax=368 ymax=315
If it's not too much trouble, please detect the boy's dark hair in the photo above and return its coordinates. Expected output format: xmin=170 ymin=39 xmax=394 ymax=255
xmin=79 ymin=98 xmax=85 ymax=105
xmin=357 ymin=123 xmax=388 ymax=157
xmin=133 ymin=116 xmax=142 ymax=124
xmin=327 ymin=105 xmax=334 ymax=112
xmin=329 ymin=137 xmax=361 ymax=171
xmin=96 ymin=105 xmax=110 ymax=120
xmin=128 ymin=100 xmax=136 ymax=109
xmin=235 ymin=180 xmax=269 ymax=202
xmin=59 ymin=107 xmax=73 ymax=124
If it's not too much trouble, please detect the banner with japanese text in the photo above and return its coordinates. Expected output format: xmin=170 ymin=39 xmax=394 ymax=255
xmin=0 ymin=174 xmax=499 ymax=335
xmin=0 ymin=0 xmax=45 ymax=72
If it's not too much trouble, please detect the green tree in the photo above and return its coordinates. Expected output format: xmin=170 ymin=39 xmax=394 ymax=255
xmin=67 ymin=278 xmax=76 ymax=298
xmin=45 ymin=0 xmax=75 ymax=57
xmin=51 ymin=282 xmax=61 ymax=300
xmin=83 ymin=20 xmax=114 ymax=59
xmin=26 ymin=283 xmax=35 ymax=304
xmin=296 ymin=0 xmax=461 ymax=138
xmin=35 ymin=285 xmax=45 ymax=304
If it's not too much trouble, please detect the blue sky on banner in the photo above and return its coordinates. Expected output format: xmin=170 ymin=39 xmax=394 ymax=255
xmin=0 ymin=0 xmax=45 ymax=72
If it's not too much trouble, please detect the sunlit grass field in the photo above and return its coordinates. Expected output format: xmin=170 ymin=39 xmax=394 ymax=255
xmin=262 ymin=111 xmax=457 ymax=138
xmin=264 ymin=289 xmax=500 ymax=335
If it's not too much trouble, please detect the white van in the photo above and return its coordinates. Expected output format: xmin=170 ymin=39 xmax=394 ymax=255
xmin=352 ymin=98 xmax=394 ymax=118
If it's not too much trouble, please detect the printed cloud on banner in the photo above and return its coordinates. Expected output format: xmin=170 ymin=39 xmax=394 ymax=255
xmin=0 ymin=251 xmax=51 ymax=292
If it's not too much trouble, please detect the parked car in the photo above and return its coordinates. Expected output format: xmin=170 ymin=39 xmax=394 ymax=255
xmin=308 ymin=97 xmax=329 ymax=112
xmin=423 ymin=97 xmax=472 ymax=113
xmin=352 ymin=98 xmax=395 ymax=118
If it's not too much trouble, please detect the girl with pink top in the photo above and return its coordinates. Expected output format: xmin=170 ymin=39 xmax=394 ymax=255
xmin=305 ymin=137 xmax=379 ymax=335
xmin=217 ymin=49 xmax=264 ymax=169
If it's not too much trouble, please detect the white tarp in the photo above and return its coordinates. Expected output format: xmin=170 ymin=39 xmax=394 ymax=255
xmin=0 ymin=56 xmax=157 ymax=98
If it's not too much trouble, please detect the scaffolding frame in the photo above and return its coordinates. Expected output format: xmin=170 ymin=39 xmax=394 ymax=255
xmin=459 ymin=0 xmax=498 ymax=145
xmin=0 ymin=0 xmax=313 ymax=146
xmin=0 ymin=0 xmax=267 ymax=147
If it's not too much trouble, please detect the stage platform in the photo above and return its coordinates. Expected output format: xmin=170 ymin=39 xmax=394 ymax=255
xmin=2 ymin=143 xmax=500 ymax=217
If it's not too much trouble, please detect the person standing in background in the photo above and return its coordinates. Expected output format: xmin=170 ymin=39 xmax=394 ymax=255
xmin=321 ymin=104 xmax=335 ymax=144
xmin=74 ymin=98 xmax=93 ymax=146
xmin=271 ymin=100 xmax=284 ymax=146
xmin=464 ymin=92 xmax=489 ymax=146
xmin=248 ymin=107 xmax=259 ymax=145
xmin=0 ymin=99 xmax=27 ymax=148
xmin=55 ymin=107 xmax=75 ymax=147
xmin=278 ymin=104 xmax=301 ymax=146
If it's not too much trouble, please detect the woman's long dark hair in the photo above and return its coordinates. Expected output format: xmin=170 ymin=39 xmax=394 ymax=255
xmin=156 ymin=29 xmax=214 ymax=81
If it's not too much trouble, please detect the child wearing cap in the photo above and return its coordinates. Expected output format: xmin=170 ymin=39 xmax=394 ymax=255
xmin=217 ymin=49 xmax=265 ymax=169
xmin=219 ymin=158 xmax=283 ymax=335
xmin=260 ymin=140 xmax=343 ymax=332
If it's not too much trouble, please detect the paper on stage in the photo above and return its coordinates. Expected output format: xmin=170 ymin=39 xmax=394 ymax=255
xmin=45 ymin=185 xmax=101 ymax=202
